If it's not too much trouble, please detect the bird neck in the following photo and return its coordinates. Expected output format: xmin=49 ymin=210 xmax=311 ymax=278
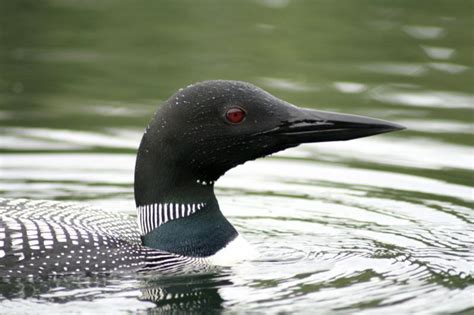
xmin=139 ymin=200 xmax=237 ymax=257
xmin=134 ymin=133 xmax=237 ymax=257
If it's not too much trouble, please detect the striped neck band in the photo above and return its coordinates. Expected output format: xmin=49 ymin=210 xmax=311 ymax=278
xmin=137 ymin=202 xmax=206 ymax=235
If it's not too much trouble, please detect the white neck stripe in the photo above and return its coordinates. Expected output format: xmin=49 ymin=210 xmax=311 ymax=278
xmin=137 ymin=202 xmax=206 ymax=235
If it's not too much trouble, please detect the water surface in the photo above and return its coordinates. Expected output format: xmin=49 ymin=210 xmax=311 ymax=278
xmin=1 ymin=0 xmax=473 ymax=313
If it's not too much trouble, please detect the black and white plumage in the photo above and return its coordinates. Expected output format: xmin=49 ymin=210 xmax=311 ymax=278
xmin=0 ymin=80 xmax=404 ymax=277
xmin=0 ymin=198 xmax=207 ymax=277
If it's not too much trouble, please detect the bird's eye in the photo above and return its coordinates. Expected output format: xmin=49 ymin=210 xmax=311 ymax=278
xmin=225 ymin=107 xmax=246 ymax=124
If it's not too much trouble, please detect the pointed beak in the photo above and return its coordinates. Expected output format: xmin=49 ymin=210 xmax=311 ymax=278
xmin=264 ymin=107 xmax=405 ymax=145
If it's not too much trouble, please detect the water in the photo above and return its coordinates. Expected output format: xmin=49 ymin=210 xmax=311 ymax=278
xmin=1 ymin=0 xmax=473 ymax=313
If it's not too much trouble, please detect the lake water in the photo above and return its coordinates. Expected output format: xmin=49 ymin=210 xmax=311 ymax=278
xmin=1 ymin=0 xmax=473 ymax=314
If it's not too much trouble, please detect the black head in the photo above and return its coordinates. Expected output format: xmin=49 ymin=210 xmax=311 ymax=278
xmin=135 ymin=80 xmax=404 ymax=206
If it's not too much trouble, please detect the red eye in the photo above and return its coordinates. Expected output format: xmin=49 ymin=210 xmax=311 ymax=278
xmin=225 ymin=107 xmax=246 ymax=124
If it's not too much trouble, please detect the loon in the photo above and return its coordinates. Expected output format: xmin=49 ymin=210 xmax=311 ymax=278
xmin=0 ymin=80 xmax=404 ymax=277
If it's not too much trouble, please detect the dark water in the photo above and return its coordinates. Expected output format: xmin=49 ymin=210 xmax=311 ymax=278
xmin=1 ymin=0 xmax=473 ymax=313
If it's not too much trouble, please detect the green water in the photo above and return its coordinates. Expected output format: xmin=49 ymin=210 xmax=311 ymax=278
xmin=1 ymin=0 xmax=473 ymax=314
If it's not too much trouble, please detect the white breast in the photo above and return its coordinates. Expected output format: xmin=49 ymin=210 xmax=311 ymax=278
xmin=205 ymin=234 xmax=258 ymax=266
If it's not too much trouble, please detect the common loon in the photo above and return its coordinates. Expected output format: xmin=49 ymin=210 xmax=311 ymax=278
xmin=0 ymin=80 xmax=404 ymax=277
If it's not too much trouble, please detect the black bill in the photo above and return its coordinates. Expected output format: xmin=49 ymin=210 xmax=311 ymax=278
xmin=265 ymin=107 xmax=405 ymax=145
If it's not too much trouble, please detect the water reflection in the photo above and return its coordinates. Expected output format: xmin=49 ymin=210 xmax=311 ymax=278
xmin=370 ymin=85 xmax=474 ymax=109
xmin=402 ymin=25 xmax=445 ymax=40
xmin=421 ymin=46 xmax=455 ymax=60
xmin=139 ymin=272 xmax=231 ymax=311
xmin=0 ymin=271 xmax=231 ymax=312
xmin=360 ymin=63 xmax=428 ymax=77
